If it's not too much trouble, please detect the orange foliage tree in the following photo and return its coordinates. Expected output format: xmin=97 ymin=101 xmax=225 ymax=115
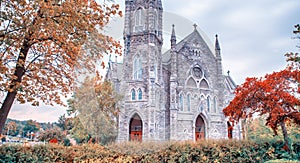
xmin=223 ymin=63 xmax=300 ymax=151
xmin=0 ymin=0 xmax=122 ymax=133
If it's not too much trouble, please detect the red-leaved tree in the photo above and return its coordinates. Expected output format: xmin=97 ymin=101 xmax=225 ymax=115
xmin=223 ymin=65 xmax=300 ymax=151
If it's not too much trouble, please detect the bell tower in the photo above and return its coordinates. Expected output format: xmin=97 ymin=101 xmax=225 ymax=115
xmin=118 ymin=0 xmax=165 ymax=142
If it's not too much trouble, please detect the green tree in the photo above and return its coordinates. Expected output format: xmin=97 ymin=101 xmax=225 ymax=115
xmin=0 ymin=0 xmax=122 ymax=133
xmin=22 ymin=120 xmax=39 ymax=138
xmin=247 ymin=117 xmax=300 ymax=143
xmin=68 ymin=76 xmax=121 ymax=144
xmin=68 ymin=117 xmax=90 ymax=144
xmin=38 ymin=126 xmax=65 ymax=143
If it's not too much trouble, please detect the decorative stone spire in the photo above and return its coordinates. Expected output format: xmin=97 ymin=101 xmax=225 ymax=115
xmin=215 ymin=34 xmax=221 ymax=51
xmin=215 ymin=34 xmax=221 ymax=59
xmin=171 ymin=24 xmax=176 ymax=48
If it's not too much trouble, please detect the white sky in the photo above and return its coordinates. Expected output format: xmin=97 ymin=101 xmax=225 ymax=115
xmin=7 ymin=0 xmax=300 ymax=122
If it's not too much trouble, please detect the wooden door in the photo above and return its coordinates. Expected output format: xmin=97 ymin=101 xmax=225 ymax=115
xmin=129 ymin=114 xmax=142 ymax=142
xmin=195 ymin=115 xmax=205 ymax=141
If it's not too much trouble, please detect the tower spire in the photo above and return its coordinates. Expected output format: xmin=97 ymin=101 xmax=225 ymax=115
xmin=171 ymin=24 xmax=176 ymax=48
xmin=215 ymin=34 xmax=221 ymax=59
xmin=215 ymin=34 xmax=221 ymax=51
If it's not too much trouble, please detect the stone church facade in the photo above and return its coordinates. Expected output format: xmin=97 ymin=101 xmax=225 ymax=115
xmin=106 ymin=0 xmax=241 ymax=142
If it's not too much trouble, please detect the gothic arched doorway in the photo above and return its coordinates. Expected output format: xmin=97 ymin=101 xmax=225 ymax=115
xmin=129 ymin=114 xmax=143 ymax=141
xmin=195 ymin=115 xmax=205 ymax=141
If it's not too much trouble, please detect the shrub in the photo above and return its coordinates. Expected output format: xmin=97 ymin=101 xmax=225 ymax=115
xmin=63 ymin=138 xmax=71 ymax=146
xmin=0 ymin=140 xmax=299 ymax=162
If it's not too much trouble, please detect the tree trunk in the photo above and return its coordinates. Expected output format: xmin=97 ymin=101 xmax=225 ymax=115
xmin=280 ymin=121 xmax=291 ymax=153
xmin=0 ymin=39 xmax=30 ymax=133
xmin=242 ymin=119 xmax=247 ymax=140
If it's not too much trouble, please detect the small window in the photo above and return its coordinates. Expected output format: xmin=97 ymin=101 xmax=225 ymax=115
xmin=179 ymin=94 xmax=183 ymax=111
xmin=214 ymin=97 xmax=218 ymax=113
xmin=138 ymin=88 xmax=142 ymax=100
xmin=131 ymin=89 xmax=136 ymax=100
xmin=207 ymin=96 xmax=211 ymax=112
xmin=187 ymin=94 xmax=191 ymax=111
xmin=133 ymin=56 xmax=142 ymax=80
xmin=134 ymin=8 xmax=144 ymax=32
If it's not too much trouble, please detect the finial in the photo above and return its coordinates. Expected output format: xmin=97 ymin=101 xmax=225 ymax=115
xmin=227 ymin=70 xmax=230 ymax=76
xmin=171 ymin=24 xmax=177 ymax=47
xmin=193 ymin=24 xmax=197 ymax=30
xmin=215 ymin=34 xmax=221 ymax=51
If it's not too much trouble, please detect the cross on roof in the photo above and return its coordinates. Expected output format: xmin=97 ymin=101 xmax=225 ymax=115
xmin=193 ymin=23 xmax=197 ymax=30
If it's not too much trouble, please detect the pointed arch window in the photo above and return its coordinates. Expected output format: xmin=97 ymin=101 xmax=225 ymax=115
xmin=134 ymin=8 xmax=144 ymax=32
xmin=207 ymin=96 xmax=211 ymax=112
xmin=131 ymin=89 xmax=136 ymax=100
xmin=187 ymin=94 xmax=191 ymax=111
xmin=138 ymin=88 xmax=142 ymax=100
xmin=187 ymin=77 xmax=197 ymax=88
xmin=133 ymin=56 xmax=142 ymax=80
xmin=200 ymin=79 xmax=209 ymax=89
xmin=179 ymin=94 xmax=183 ymax=111
xmin=213 ymin=97 xmax=218 ymax=113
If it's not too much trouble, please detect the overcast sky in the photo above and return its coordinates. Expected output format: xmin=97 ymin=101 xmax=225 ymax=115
xmin=7 ymin=0 xmax=300 ymax=122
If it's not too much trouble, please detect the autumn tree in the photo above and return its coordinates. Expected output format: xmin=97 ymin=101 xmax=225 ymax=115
xmin=38 ymin=126 xmax=65 ymax=143
xmin=224 ymin=24 xmax=300 ymax=152
xmin=224 ymin=65 xmax=300 ymax=152
xmin=4 ymin=121 xmax=17 ymax=136
xmin=0 ymin=0 xmax=122 ymax=133
xmin=68 ymin=75 xmax=121 ymax=144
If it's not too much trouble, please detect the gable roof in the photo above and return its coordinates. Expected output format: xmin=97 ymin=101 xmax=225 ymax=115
xmin=162 ymin=27 xmax=215 ymax=64
xmin=225 ymin=75 xmax=237 ymax=92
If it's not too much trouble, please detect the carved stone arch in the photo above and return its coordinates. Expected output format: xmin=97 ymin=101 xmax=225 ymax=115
xmin=199 ymin=79 xmax=209 ymax=89
xmin=191 ymin=61 xmax=210 ymax=79
xmin=186 ymin=77 xmax=197 ymax=88
xmin=128 ymin=113 xmax=143 ymax=141
xmin=193 ymin=113 xmax=208 ymax=141
xmin=134 ymin=7 xmax=145 ymax=32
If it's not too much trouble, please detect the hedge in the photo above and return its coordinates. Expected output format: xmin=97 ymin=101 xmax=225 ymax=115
xmin=0 ymin=140 xmax=299 ymax=163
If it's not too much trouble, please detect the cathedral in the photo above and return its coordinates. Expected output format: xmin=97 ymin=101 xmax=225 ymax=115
xmin=106 ymin=0 xmax=241 ymax=141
